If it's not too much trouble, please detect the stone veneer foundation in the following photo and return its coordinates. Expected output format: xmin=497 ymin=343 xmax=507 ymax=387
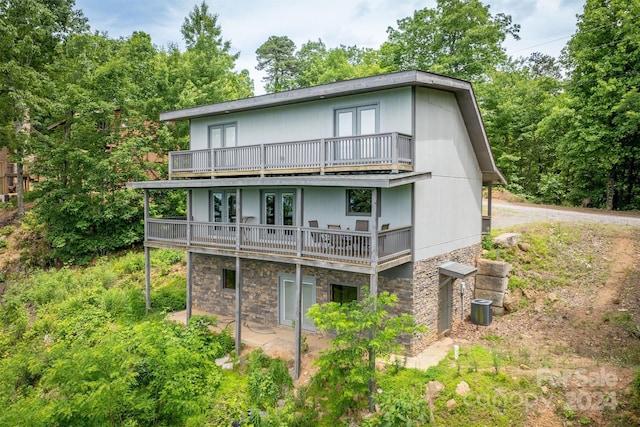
xmin=191 ymin=243 xmax=480 ymax=356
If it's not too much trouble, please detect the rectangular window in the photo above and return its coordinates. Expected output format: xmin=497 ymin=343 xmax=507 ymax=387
xmin=334 ymin=105 xmax=378 ymax=137
xmin=222 ymin=268 xmax=236 ymax=290
xmin=208 ymin=123 xmax=237 ymax=148
xmin=331 ymin=284 xmax=358 ymax=304
xmin=346 ymin=188 xmax=372 ymax=216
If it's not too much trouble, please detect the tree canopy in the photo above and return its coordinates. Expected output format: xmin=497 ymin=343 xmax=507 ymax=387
xmin=381 ymin=0 xmax=520 ymax=81
xmin=558 ymin=0 xmax=640 ymax=209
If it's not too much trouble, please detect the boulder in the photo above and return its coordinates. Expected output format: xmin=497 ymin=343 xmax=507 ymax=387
xmin=455 ymin=381 xmax=470 ymax=396
xmin=425 ymin=380 xmax=445 ymax=400
xmin=493 ymin=233 xmax=521 ymax=249
xmin=446 ymin=399 xmax=457 ymax=411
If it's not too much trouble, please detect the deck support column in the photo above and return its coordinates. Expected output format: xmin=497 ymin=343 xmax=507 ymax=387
xmin=186 ymin=251 xmax=192 ymax=322
xmin=235 ymin=256 xmax=242 ymax=357
xmin=235 ymin=188 xmax=243 ymax=357
xmin=368 ymin=188 xmax=379 ymax=412
xmin=294 ymin=187 xmax=304 ymax=379
xmin=294 ymin=263 xmax=303 ymax=380
xmin=185 ymin=190 xmax=193 ymax=323
xmin=145 ymin=247 xmax=151 ymax=313
xmin=369 ymin=187 xmax=379 ymax=297
xmin=144 ymin=190 xmax=151 ymax=313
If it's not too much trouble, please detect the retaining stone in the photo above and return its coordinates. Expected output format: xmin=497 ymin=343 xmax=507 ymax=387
xmin=475 ymin=274 xmax=508 ymax=293
xmin=476 ymin=259 xmax=511 ymax=277
xmin=474 ymin=288 xmax=505 ymax=307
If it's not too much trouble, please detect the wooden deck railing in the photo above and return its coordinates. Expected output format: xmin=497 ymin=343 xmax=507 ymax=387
xmin=169 ymin=132 xmax=413 ymax=177
xmin=146 ymin=219 xmax=412 ymax=266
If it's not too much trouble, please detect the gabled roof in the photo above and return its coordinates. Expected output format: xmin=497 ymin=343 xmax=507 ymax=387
xmin=160 ymin=70 xmax=505 ymax=184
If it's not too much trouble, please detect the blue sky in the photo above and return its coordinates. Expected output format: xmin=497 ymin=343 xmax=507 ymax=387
xmin=74 ymin=0 xmax=585 ymax=94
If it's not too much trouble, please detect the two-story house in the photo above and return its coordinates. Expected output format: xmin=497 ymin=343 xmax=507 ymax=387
xmin=127 ymin=70 xmax=504 ymax=378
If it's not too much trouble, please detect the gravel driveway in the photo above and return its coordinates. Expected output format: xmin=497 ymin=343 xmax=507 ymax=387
xmin=490 ymin=201 xmax=640 ymax=229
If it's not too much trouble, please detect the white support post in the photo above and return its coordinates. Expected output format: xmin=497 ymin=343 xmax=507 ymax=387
xmin=186 ymin=251 xmax=192 ymax=322
xmin=294 ymin=263 xmax=302 ymax=380
xmin=144 ymin=190 xmax=151 ymax=313
xmin=369 ymin=187 xmax=379 ymax=297
xmin=145 ymin=246 xmax=151 ymax=313
xmin=235 ymin=188 xmax=243 ymax=357
xmin=187 ymin=189 xmax=192 ymax=245
xmin=235 ymin=256 xmax=242 ymax=357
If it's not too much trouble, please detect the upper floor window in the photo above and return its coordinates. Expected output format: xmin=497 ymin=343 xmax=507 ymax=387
xmin=335 ymin=105 xmax=378 ymax=137
xmin=208 ymin=123 xmax=237 ymax=148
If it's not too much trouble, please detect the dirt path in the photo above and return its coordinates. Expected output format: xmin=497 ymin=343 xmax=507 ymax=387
xmin=454 ymin=201 xmax=640 ymax=426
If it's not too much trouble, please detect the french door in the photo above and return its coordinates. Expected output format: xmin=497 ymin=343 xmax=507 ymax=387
xmin=279 ymin=274 xmax=316 ymax=330
xmin=209 ymin=123 xmax=237 ymax=168
xmin=263 ymin=190 xmax=295 ymax=226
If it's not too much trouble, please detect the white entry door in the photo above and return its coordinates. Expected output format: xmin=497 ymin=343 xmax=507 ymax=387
xmin=279 ymin=274 xmax=316 ymax=330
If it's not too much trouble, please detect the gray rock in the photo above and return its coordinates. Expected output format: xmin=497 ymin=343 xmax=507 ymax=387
xmin=493 ymin=233 xmax=521 ymax=249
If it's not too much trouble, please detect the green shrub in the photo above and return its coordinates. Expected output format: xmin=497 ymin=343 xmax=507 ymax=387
xmin=152 ymin=276 xmax=186 ymax=312
xmin=246 ymin=349 xmax=292 ymax=410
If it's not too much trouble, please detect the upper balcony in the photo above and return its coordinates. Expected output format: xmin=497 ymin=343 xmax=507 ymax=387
xmin=169 ymin=132 xmax=413 ymax=178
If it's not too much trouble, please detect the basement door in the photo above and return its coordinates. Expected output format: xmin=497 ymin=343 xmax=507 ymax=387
xmin=278 ymin=274 xmax=316 ymax=331
xmin=438 ymin=276 xmax=453 ymax=334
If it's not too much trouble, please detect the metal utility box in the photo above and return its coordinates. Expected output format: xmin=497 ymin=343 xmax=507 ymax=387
xmin=471 ymin=299 xmax=493 ymax=326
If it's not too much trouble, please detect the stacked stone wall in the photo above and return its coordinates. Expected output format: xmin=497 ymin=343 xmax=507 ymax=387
xmin=474 ymin=259 xmax=511 ymax=315
xmin=410 ymin=244 xmax=481 ymax=354
xmin=191 ymin=243 xmax=481 ymax=356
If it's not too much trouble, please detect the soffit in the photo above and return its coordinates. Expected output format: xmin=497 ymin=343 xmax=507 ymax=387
xmin=126 ymin=171 xmax=432 ymax=190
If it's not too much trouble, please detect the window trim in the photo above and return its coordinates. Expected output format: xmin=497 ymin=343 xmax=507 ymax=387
xmin=330 ymin=283 xmax=360 ymax=304
xmin=221 ymin=268 xmax=236 ymax=290
xmin=209 ymin=190 xmax=237 ymax=223
xmin=208 ymin=122 xmax=238 ymax=148
xmin=334 ymin=104 xmax=379 ymax=137
xmin=345 ymin=188 xmax=372 ymax=217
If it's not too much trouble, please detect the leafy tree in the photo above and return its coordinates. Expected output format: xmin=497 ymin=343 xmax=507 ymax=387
xmin=559 ymin=0 xmax=640 ymax=209
xmin=307 ymin=290 xmax=424 ymax=415
xmin=477 ymin=55 xmax=564 ymax=201
xmin=0 ymin=0 xmax=87 ymax=218
xmin=381 ymin=0 xmax=520 ymax=81
xmin=256 ymin=35 xmax=298 ymax=92
xmin=255 ymin=37 xmax=387 ymax=92
xmin=177 ymin=1 xmax=253 ymax=106
xmin=31 ymin=32 xmax=164 ymax=264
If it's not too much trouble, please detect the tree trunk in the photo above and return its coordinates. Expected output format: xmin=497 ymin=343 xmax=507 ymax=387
xmin=14 ymin=108 xmax=30 ymax=219
xmin=606 ymin=173 xmax=614 ymax=211
xmin=16 ymin=159 xmax=24 ymax=218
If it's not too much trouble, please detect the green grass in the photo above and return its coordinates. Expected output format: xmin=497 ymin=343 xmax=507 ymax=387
xmin=490 ymin=222 xmax=613 ymax=291
xmin=372 ymin=345 xmax=539 ymax=426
